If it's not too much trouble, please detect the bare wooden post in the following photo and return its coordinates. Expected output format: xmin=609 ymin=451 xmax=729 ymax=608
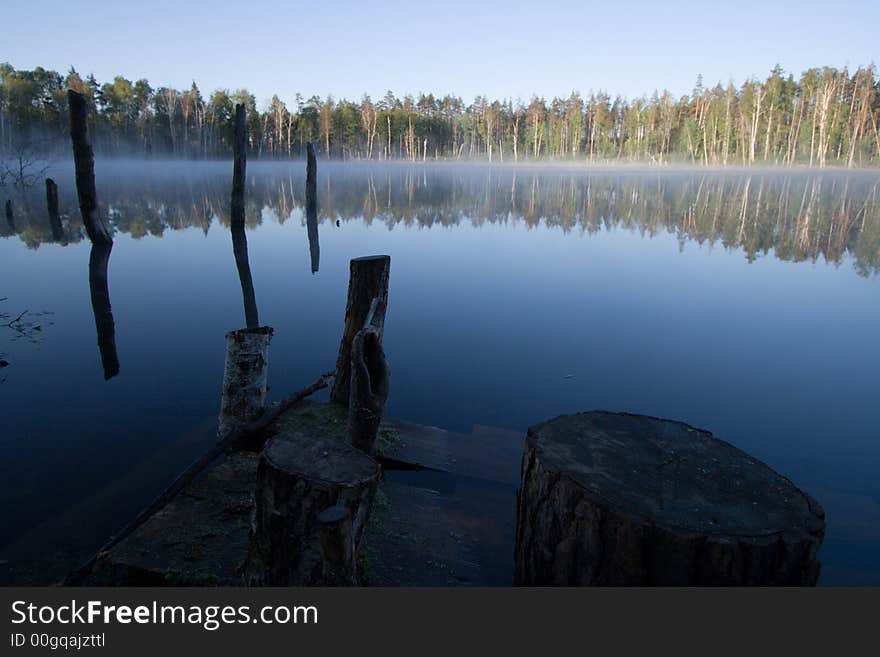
xmin=231 ymin=222 xmax=260 ymax=329
xmin=46 ymin=178 xmax=63 ymax=241
xmin=88 ymin=242 xmax=119 ymax=379
xmin=67 ymin=90 xmax=112 ymax=246
xmin=244 ymin=432 xmax=379 ymax=586
xmin=217 ymin=326 xmax=273 ymax=438
xmin=329 ymin=256 xmax=391 ymax=405
xmin=306 ymin=143 xmax=319 ymax=273
xmin=347 ymin=299 xmax=390 ymax=455
xmin=4 ymin=199 xmax=12 ymax=230
xmin=231 ymin=103 xmax=247 ymax=227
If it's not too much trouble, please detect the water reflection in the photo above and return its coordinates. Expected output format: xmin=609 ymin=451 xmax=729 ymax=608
xmin=87 ymin=242 xmax=119 ymax=380
xmin=2 ymin=165 xmax=879 ymax=276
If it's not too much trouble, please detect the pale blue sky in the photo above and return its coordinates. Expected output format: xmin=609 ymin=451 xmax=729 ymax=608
xmin=4 ymin=0 xmax=878 ymax=109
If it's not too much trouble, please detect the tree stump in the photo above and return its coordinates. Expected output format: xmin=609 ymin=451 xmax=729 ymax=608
xmin=217 ymin=326 xmax=273 ymax=437
xmin=243 ymin=432 xmax=380 ymax=586
xmin=329 ymin=255 xmax=390 ymax=405
xmin=514 ymin=412 xmax=825 ymax=586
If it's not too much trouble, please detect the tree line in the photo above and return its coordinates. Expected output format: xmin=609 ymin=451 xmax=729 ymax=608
xmin=1 ymin=62 xmax=879 ymax=167
xmin=4 ymin=166 xmax=878 ymax=276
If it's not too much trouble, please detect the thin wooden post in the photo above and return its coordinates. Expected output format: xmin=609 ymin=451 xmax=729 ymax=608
xmin=88 ymin=242 xmax=119 ymax=380
xmin=67 ymin=90 xmax=112 ymax=246
xmin=231 ymin=103 xmax=247 ymax=227
xmin=46 ymin=178 xmax=63 ymax=241
xmin=329 ymin=256 xmax=391 ymax=405
xmin=306 ymin=142 xmax=319 ymax=273
xmin=348 ymin=298 xmax=390 ymax=455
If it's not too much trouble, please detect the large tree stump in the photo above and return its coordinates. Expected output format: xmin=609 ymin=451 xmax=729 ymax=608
xmin=217 ymin=326 xmax=273 ymax=437
xmin=514 ymin=412 xmax=825 ymax=586
xmin=67 ymin=90 xmax=112 ymax=246
xmin=329 ymin=255 xmax=390 ymax=405
xmin=243 ymin=432 xmax=380 ymax=586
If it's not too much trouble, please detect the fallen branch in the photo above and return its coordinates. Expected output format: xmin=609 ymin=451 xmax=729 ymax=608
xmin=62 ymin=371 xmax=334 ymax=585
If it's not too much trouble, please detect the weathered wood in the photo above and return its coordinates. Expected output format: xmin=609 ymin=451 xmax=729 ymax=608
xmin=329 ymin=255 xmax=391 ymax=405
xmin=231 ymin=103 xmax=247 ymax=227
xmin=46 ymin=178 xmax=63 ymax=241
xmin=347 ymin=299 xmax=390 ymax=454
xmin=88 ymin=242 xmax=119 ymax=380
xmin=218 ymin=326 xmax=273 ymax=437
xmin=67 ymin=90 xmax=112 ymax=246
xmin=243 ymin=431 xmax=380 ymax=585
xmin=62 ymin=372 xmax=334 ymax=585
xmin=231 ymin=221 xmax=259 ymax=328
xmin=514 ymin=411 xmax=825 ymax=586
xmin=306 ymin=142 xmax=319 ymax=273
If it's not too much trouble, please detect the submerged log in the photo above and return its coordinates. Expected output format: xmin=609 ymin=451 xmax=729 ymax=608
xmin=514 ymin=411 xmax=825 ymax=586
xmin=243 ymin=432 xmax=380 ymax=585
xmin=347 ymin=300 xmax=390 ymax=455
xmin=67 ymin=90 xmax=112 ymax=246
xmin=217 ymin=326 xmax=273 ymax=437
xmin=46 ymin=178 xmax=63 ymax=241
xmin=329 ymin=255 xmax=391 ymax=405
xmin=88 ymin=242 xmax=119 ymax=380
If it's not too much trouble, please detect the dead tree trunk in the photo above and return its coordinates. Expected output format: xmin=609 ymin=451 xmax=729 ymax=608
xmin=347 ymin=299 xmax=390 ymax=455
xmin=4 ymin=199 xmax=12 ymax=230
xmin=243 ymin=432 xmax=379 ymax=585
xmin=231 ymin=103 xmax=247 ymax=227
xmin=217 ymin=326 xmax=273 ymax=438
xmin=46 ymin=178 xmax=63 ymax=241
xmin=67 ymin=90 xmax=112 ymax=246
xmin=305 ymin=142 xmax=319 ymax=273
xmin=329 ymin=255 xmax=391 ymax=405
xmin=231 ymin=222 xmax=259 ymax=329
xmin=88 ymin=242 xmax=119 ymax=380
xmin=514 ymin=412 xmax=825 ymax=586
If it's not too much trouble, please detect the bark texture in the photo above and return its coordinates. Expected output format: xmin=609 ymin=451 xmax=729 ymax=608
xmin=231 ymin=103 xmax=247 ymax=227
xmin=514 ymin=411 xmax=825 ymax=586
xmin=244 ymin=432 xmax=379 ymax=585
xmin=305 ymin=144 xmax=319 ymax=273
xmin=217 ymin=326 xmax=273 ymax=437
xmin=329 ymin=255 xmax=391 ymax=405
xmin=67 ymin=90 xmax=112 ymax=245
xmin=88 ymin=242 xmax=119 ymax=380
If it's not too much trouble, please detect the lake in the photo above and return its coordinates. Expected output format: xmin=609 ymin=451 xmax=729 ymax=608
xmin=1 ymin=161 xmax=879 ymax=585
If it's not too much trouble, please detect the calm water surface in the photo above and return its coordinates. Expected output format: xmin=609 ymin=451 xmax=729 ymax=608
xmin=1 ymin=161 xmax=879 ymax=584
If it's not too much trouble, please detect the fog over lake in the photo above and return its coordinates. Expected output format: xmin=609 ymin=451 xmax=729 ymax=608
xmin=1 ymin=161 xmax=879 ymax=584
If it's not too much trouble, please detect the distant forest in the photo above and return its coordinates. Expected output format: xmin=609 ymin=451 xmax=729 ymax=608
xmin=1 ymin=62 xmax=879 ymax=168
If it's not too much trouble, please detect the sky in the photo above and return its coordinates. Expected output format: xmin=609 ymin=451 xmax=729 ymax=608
xmin=4 ymin=0 xmax=878 ymax=110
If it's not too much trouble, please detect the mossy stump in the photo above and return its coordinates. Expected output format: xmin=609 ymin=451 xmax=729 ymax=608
xmin=514 ymin=412 xmax=825 ymax=586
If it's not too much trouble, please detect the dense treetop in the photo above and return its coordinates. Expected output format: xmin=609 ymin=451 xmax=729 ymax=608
xmin=1 ymin=63 xmax=879 ymax=167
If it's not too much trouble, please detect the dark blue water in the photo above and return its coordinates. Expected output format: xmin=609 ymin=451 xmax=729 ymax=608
xmin=1 ymin=162 xmax=878 ymax=584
